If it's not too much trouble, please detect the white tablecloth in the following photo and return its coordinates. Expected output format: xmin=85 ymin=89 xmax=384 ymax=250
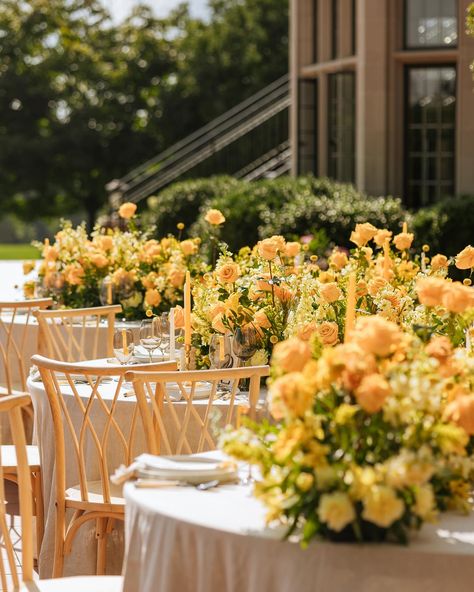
xmin=123 ymin=451 xmax=474 ymax=592
xmin=28 ymin=369 xmax=259 ymax=578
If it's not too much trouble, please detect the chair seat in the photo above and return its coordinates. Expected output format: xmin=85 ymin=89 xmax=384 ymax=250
xmin=65 ymin=480 xmax=125 ymax=511
xmin=21 ymin=575 xmax=123 ymax=591
xmin=1 ymin=445 xmax=40 ymax=471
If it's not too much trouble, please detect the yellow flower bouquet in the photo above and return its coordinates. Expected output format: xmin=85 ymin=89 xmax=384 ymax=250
xmin=221 ymin=316 xmax=474 ymax=545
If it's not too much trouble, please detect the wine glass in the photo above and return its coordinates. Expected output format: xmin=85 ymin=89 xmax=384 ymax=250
xmin=113 ymin=328 xmax=134 ymax=365
xmin=209 ymin=334 xmax=233 ymax=394
xmin=139 ymin=319 xmax=162 ymax=363
xmin=232 ymin=326 xmax=260 ymax=366
xmin=99 ymin=277 xmax=115 ymax=306
xmin=158 ymin=313 xmax=171 ymax=358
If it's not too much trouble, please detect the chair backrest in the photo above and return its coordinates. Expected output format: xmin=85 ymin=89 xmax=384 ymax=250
xmin=0 ymin=394 xmax=35 ymax=588
xmin=125 ymin=365 xmax=270 ymax=455
xmin=34 ymin=304 xmax=122 ymax=362
xmin=0 ymin=298 xmax=52 ymax=394
xmin=31 ymin=355 xmax=177 ymax=506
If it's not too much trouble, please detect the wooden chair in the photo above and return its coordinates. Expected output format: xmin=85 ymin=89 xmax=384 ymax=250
xmin=0 ymin=393 xmax=123 ymax=591
xmin=34 ymin=305 xmax=123 ymax=362
xmin=126 ymin=365 xmax=270 ymax=455
xmin=0 ymin=298 xmax=52 ymax=559
xmin=31 ymin=355 xmax=178 ymax=578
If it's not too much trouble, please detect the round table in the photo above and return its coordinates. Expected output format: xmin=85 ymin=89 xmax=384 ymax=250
xmin=122 ymin=452 xmax=474 ymax=592
xmin=28 ymin=367 xmax=260 ymax=578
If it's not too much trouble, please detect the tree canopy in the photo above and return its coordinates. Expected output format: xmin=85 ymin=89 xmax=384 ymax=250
xmin=0 ymin=0 xmax=288 ymax=227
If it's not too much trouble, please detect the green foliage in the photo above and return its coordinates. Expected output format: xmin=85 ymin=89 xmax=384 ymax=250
xmin=149 ymin=176 xmax=408 ymax=253
xmin=145 ymin=176 xmax=242 ymax=236
xmin=0 ymin=244 xmax=40 ymax=260
xmin=412 ymin=194 xmax=474 ymax=256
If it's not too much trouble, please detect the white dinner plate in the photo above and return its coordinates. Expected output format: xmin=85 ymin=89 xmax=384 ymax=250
xmin=165 ymin=381 xmax=212 ymax=401
xmin=135 ymin=454 xmax=238 ymax=484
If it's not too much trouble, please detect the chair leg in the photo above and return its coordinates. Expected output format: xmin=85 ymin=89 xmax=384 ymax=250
xmin=32 ymin=471 xmax=44 ymax=555
xmin=96 ymin=517 xmax=107 ymax=575
xmin=52 ymin=503 xmax=65 ymax=578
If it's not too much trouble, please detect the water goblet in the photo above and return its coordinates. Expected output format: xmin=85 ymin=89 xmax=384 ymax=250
xmin=139 ymin=319 xmax=162 ymax=363
xmin=113 ymin=328 xmax=134 ymax=365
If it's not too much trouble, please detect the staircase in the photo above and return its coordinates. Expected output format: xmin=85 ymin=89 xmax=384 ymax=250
xmin=107 ymin=75 xmax=290 ymax=205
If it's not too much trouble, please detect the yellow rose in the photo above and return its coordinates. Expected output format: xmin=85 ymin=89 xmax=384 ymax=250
xmin=297 ymin=321 xmax=318 ymax=341
xmin=434 ymin=424 xmax=469 ymax=456
xmin=362 ymin=485 xmax=404 ymax=528
xmin=144 ymin=289 xmax=161 ymax=308
xmin=354 ymin=373 xmax=391 ymax=413
xmin=352 ymin=316 xmax=404 ymax=357
xmin=385 ymin=453 xmax=434 ymax=489
xmin=272 ymin=337 xmax=311 ymax=373
xmin=425 ymin=336 xmax=453 ymax=362
xmin=274 ymin=285 xmax=294 ymax=303
xmin=317 ymin=321 xmax=339 ymax=346
xmin=373 ymin=229 xmax=392 ymax=247
xmin=269 ymin=372 xmax=314 ymax=418
xmin=445 ymin=395 xmax=474 ymax=435
xmin=319 ymin=282 xmax=342 ymax=303
xmin=204 ymin=209 xmax=225 ymax=225
xmin=368 ymin=277 xmax=387 ymax=297
xmin=329 ymin=249 xmax=348 ymax=270
xmin=356 ymin=280 xmax=368 ymax=298
xmin=118 ymin=202 xmax=137 ymax=219
xmin=23 ymin=261 xmax=35 ymax=275
xmin=413 ymin=485 xmax=436 ymax=521
xmin=393 ymin=232 xmax=414 ymax=251
xmin=174 ymin=306 xmax=185 ymax=329
xmin=254 ymin=309 xmax=271 ymax=329
xmin=207 ymin=303 xmax=226 ymax=321
xmin=441 ymin=282 xmax=474 ymax=313
xmin=142 ymin=272 xmax=157 ymax=290
xmin=350 ymin=223 xmax=378 ymax=247
xmin=455 ymin=245 xmax=474 ymax=270
xmin=95 ymin=235 xmax=113 ymax=251
xmin=317 ymin=492 xmax=355 ymax=532
xmin=295 ymin=472 xmax=314 ymax=492
xmin=180 ymin=239 xmax=198 ymax=256
xmin=257 ymin=238 xmax=278 ymax=260
xmin=284 ymin=241 xmax=301 ymax=258
xmin=430 ymin=254 xmax=448 ymax=272
xmin=64 ymin=264 xmax=84 ymax=286
xmin=169 ymin=268 xmax=186 ymax=288
xmin=217 ymin=262 xmax=241 ymax=284
xmin=89 ymin=253 xmax=108 ymax=268
xmin=415 ymin=277 xmax=446 ymax=307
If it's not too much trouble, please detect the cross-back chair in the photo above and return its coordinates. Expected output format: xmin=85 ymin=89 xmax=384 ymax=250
xmin=125 ymin=365 xmax=270 ymax=456
xmin=34 ymin=305 xmax=123 ymax=362
xmin=0 ymin=298 xmax=52 ymax=560
xmin=31 ymin=354 xmax=177 ymax=578
xmin=0 ymin=393 xmax=123 ymax=591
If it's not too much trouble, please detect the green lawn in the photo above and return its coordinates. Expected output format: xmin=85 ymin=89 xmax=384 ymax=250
xmin=0 ymin=244 xmax=40 ymax=260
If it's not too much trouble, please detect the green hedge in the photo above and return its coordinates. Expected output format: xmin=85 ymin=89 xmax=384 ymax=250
xmin=411 ymin=194 xmax=474 ymax=256
xmin=147 ymin=175 xmax=470 ymax=256
xmin=145 ymin=176 xmax=242 ymax=236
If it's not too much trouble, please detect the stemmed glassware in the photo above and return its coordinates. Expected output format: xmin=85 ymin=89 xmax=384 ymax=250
xmin=157 ymin=313 xmax=171 ymax=359
xmin=139 ymin=318 xmax=162 ymax=363
xmin=209 ymin=334 xmax=233 ymax=393
xmin=232 ymin=326 xmax=259 ymax=367
xmin=113 ymin=328 xmax=134 ymax=365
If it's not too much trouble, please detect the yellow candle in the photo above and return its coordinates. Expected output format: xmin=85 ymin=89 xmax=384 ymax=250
xmin=122 ymin=329 xmax=128 ymax=356
xmin=219 ymin=335 xmax=225 ymax=361
xmin=107 ymin=281 xmax=113 ymax=305
xmin=383 ymin=239 xmax=391 ymax=280
xmin=44 ymin=238 xmax=50 ymax=247
xmin=184 ymin=270 xmax=192 ymax=346
xmin=402 ymin=221 xmax=408 ymax=234
xmin=344 ymin=272 xmax=357 ymax=342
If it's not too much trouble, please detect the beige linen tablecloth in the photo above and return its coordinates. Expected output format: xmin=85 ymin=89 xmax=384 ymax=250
xmin=123 ymin=452 xmax=474 ymax=592
xmin=28 ymin=373 xmax=257 ymax=578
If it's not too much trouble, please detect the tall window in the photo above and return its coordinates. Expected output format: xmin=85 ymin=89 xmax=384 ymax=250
xmin=405 ymin=0 xmax=457 ymax=48
xmin=328 ymin=72 xmax=355 ymax=183
xmin=298 ymin=80 xmax=318 ymax=175
xmin=312 ymin=0 xmax=318 ymax=62
xmin=331 ymin=0 xmax=339 ymax=59
xmin=405 ymin=66 xmax=456 ymax=208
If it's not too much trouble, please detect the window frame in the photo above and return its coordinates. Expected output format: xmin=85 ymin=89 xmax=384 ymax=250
xmin=403 ymin=0 xmax=458 ymax=51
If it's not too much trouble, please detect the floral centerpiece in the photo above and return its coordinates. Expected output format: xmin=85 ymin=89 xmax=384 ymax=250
xmin=26 ymin=203 xmax=207 ymax=320
xmin=221 ymin=316 xmax=474 ymax=545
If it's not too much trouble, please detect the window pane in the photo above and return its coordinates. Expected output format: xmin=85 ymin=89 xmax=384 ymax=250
xmin=298 ymin=80 xmax=318 ymax=175
xmin=327 ymin=72 xmax=355 ymax=183
xmin=406 ymin=0 xmax=457 ymax=48
xmin=405 ymin=66 xmax=456 ymax=208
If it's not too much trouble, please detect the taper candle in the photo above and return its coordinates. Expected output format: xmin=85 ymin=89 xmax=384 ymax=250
xmin=169 ymin=307 xmax=176 ymax=360
xmin=184 ymin=271 xmax=192 ymax=346
xmin=121 ymin=328 xmax=127 ymax=356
